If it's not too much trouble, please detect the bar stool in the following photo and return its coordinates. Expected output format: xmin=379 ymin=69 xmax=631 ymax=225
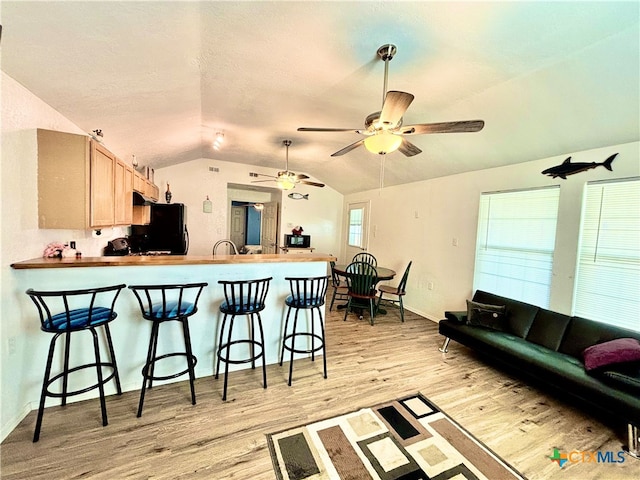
xmin=279 ymin=276 xmax=329 ymax=386
xmin=128 ymin=282 xmax=208 ymax=417
xmin=215 ymin=277 xmax=272 ymax=401
xmin=26 ymin=284 xmax=126 ymax=442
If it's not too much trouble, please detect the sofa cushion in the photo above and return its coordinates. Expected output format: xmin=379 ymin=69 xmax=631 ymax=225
xmin=559 ymin=316 xmax=640 ymax=359
xmin=526 ymin=308 xmax=571 ymax=352
xmin=473 ymin=290 xmax=539 ymax=338
xmin=582 ymin=337 xmax=640 ymax=371
xmin=466 ymin=300 xmax=507 ymax=331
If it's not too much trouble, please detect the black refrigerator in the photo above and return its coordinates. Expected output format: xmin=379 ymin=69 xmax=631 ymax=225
xmin=141 ymin=203 xmax=189 ymax=254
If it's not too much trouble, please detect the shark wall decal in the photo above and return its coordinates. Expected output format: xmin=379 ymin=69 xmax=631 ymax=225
xmin=542 ymin=153 xmax=617 ymax=179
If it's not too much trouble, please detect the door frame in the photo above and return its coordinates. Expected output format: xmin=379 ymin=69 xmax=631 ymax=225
xmin=344 ymin=200 xmax=371 ymax=262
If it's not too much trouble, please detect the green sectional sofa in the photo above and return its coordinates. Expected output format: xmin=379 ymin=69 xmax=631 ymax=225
xmin=438 ymin=290 xmax=640 ymax=458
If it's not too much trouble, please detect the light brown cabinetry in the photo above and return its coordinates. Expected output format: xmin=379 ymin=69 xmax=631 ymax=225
xmin=90 ymin=142 xmax=116 ymax=227
xmin=37 ymin=129 xmax=144 ymax=229
xmin=114 ymin=159 xmax=133 ymax=225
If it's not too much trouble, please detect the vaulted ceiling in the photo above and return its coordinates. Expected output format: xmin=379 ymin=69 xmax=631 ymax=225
xmin=2 ymin=1 xmax=638 ymax=194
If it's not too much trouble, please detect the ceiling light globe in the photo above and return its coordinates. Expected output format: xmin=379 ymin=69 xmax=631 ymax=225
xmin=276 ymin=176 xmax=296 ymax=190
xmin=364 ymin=131 xmax=402 ymax=155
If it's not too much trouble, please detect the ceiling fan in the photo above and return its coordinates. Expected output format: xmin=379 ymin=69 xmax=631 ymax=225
xmin=297 ymin=44 xmax=485 ymax=157
xmin=252 ymin=140 xmax=325 ymax=190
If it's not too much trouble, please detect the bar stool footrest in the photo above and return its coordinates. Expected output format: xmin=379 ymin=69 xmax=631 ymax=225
xmin=283 ymin=333 xmax=325 ymax=355
xmin=142 ymin=353 xmax=198 ymax=382
xmin=45 ymin=362 xmax=118 ymax=398
xmin=217 ymin=339 xmax=264 ymax=365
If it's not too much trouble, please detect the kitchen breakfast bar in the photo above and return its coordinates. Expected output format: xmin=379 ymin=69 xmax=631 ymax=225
xmin=10 ymin=253 xmax=336 ymax=414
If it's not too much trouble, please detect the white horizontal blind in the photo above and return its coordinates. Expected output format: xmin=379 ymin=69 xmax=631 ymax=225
xmin=573 ymin=178 xmax=640 ymax=331
xmin=473 ymin=186 xmax=560 ymax=307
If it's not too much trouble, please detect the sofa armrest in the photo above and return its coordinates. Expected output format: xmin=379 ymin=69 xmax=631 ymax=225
xmin=444 ymin=310 xmax=467 ymax=323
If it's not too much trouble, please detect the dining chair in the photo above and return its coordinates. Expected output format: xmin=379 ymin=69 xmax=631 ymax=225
xmin=343 ymin=261 xmax=378 ymax=325
xmin=329 ymin=261 xmax=349 ymax=311
xmin=376 ymin=261 xmax=412 ymax=322
xmin=352 ymin=252 xmax=377 ymax=267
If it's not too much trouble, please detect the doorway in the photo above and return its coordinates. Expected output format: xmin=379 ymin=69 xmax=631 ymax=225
xmin=227 ymin=184 xmax=281 ymax=253
xmin=344 ymin=201 xmax=370 ymax=261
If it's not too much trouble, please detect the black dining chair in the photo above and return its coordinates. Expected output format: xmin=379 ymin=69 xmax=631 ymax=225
xmin=343 ymin=261 xmax=378 ymax=325
xmin=26 ymin=284 xmax=126 ymax=442
xmin=329 ymin=261 xmax=349 ymax=311
xmin=376 ymin=261 xmax=412 ymax=322
xmin=352 ymin=252 xmax=377 ymax=267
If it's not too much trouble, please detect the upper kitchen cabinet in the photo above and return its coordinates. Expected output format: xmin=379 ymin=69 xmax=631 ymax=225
xmin=114 ymin=158 xmax=134 ymax=225
xmin=37 ymin=129 xmax=138 ymax=229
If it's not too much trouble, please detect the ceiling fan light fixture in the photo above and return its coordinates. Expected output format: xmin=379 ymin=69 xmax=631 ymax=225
xmin=364 ymin=131 xmax=402 ymax=155
xmin=276 ymin=174 xmax=296 ymax=190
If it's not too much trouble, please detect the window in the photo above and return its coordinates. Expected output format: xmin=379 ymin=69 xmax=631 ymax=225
xmin=348 ymin=206 xmax=365 ymax=248
xmin=573 ymin=178 xmax=640 ymax=331
xmin=473 ymin=186 xmax=560 ymax=307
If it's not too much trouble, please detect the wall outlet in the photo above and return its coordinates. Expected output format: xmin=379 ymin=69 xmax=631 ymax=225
xmin=427 ymin=281 xmax=434 ymax=291
xmin=452 ymin=237 xmax=459 ymax=247
xmin=8 ymin=336 xmax=16 ymax=355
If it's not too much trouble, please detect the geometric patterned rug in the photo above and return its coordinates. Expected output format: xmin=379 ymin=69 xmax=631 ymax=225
xmin=267 ymin=393 xmax=526 ymax=480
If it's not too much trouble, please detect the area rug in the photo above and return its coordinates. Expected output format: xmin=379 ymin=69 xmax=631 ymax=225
xmin=267 ymin=393 xmax=526 ymax=480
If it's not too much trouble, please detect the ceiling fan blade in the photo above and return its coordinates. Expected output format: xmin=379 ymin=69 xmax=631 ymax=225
xmin=251 ymin=179 xmax=277 ymax=184
xmin=379 ymin=91 xmax=414 ymax=128
xmin=294 ymin=173 xmax=310 ymax=180
xmin=398 ymin=138 xmax=422 ymax=157
xmin=399 ymin=120 xmax=485 ymax=135
xmin=331 ymin=139 xmax=365 ymax=157
xmin=297 ymin=127 xmax=362 ymax=133
xmin=299 ymin=180 xmax=325 ymax=188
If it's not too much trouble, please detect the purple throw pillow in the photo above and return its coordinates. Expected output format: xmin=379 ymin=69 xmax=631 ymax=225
xmin=582 ymin=338 xmax=640 ymax=372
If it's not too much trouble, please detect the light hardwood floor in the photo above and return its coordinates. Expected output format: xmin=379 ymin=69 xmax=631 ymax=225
xmin=1 ymin=301 xmax=638 ymax=479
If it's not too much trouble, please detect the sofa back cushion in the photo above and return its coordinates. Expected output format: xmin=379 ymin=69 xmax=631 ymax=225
xmin=472 ymin=290 xmax=539 ymax=338
xmin=559 ymin=316 xmax=640 ymax=359
xmin=526 ymin=308 xmax=572 ymax=351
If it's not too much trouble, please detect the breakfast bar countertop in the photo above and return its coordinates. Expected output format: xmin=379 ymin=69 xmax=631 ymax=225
xmin=11 ymin=253 xmax=336 ymax=269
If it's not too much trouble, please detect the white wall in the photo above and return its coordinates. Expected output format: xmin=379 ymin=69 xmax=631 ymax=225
xmin=153 ymin=160 xmax=343 ymax=256
xmin=343 ymin=141 xmax=640 ymax=321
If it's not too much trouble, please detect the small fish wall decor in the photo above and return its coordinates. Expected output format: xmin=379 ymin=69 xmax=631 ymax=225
xmin=288 ymin=193 xmax=309 ymax=200
xmin=542 ymin=153 xmax=617 ymax=179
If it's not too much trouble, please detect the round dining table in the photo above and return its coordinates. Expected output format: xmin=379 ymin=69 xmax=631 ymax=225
xmin=332 ymin=264 xmax=396 ymax=281
xmin=332 ymin=264 xmax=396 ymax=314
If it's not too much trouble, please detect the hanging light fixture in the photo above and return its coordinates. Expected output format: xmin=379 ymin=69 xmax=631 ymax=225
xmin=364 ymin=131 xmax=402 ymax=155
xmin=276 ymin=173 xmax=296 ymax=190
xmin=213 ymin=132 xmax=225 ymax=150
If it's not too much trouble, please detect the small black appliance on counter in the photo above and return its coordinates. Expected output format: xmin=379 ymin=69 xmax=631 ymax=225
xmin=104 ymin=237 xmax=130 ymax=256
xmin=284 ymin=234 xmax=311 ymax=248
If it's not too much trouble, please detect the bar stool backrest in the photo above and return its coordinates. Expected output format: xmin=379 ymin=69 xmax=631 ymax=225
xmin=26 ymin=284 xmax=126 ymax=332
xmin=218 ymin=277 xmax=272 ymax=314
xmin=128 ymin=283 xmax=208 ymax=320
xmin=352 ymin=252 xmax=377 ymax=267
xmin=286 ymin=276 xmax=329 ymax=308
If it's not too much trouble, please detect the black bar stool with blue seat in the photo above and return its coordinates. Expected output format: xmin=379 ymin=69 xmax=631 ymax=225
xmin=128 ymin=282 xmax=208 ymax=417
xmin=279 ymin=275 xmax=329 ymax=386
xmin=26 ymin=284 xmax=126 ymax=442
xmin=215 ymin=277 xmax=272 ymax=401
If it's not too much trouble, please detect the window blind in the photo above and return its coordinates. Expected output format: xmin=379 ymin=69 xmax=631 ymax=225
xmin=473 ymin=186 xmax=560 ymax=307
xmin=573 ymin=178 xmax=640 ymax=331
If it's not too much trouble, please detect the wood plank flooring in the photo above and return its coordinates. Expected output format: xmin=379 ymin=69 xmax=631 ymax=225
xmin=2 ymin=302 xmax=638 ymax=479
